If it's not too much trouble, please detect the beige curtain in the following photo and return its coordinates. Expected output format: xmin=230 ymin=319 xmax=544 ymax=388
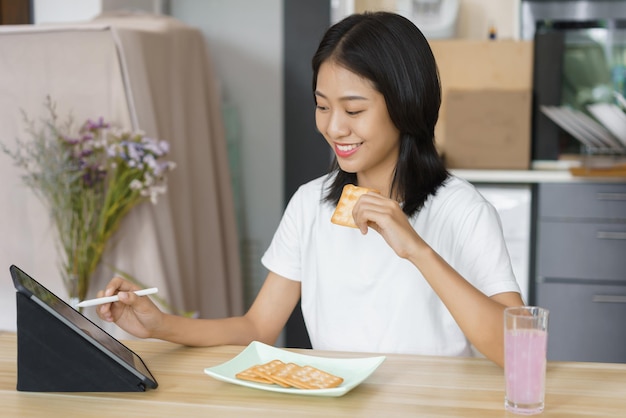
xmin=0 ymin=14 xmax=243 ymax=335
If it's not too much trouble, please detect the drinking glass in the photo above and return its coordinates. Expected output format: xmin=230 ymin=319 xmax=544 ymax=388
xmin=504 ymin=306 xmax=549 ymax=415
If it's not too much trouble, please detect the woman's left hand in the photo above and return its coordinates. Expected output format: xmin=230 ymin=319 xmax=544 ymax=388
xmin=352 ymin=192 xmax=426 ymax=260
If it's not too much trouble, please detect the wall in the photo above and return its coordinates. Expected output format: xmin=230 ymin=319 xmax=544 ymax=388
xmin=33 ymin=0 xmax=98 ymax=22
xmin=457 ymin=0 xmax=520 ymax=40
xmin=33 ymin=0 xmax=165 ymax=22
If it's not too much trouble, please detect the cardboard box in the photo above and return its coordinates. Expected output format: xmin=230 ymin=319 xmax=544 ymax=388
xmin=429 ymin=40 xmax=533 ymax=169
xmin=444 ymin=89 xmax=532 ymax=169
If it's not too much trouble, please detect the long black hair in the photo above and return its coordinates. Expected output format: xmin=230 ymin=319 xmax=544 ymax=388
xmin=313 ymin=11 xmax=449 ymax=217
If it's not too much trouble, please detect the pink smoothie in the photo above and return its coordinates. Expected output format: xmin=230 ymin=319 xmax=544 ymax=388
xmin=505 ymin=329 xmax=548 ymax=412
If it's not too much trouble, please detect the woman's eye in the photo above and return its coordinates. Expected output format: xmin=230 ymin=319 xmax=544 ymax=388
xmin=346 ymin=110 xmax=363 ymax=116
xmin=315 ymin=104 xmax=328 ymax=111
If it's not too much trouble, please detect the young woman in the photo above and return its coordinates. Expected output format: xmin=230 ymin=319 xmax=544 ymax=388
xmin=97 ymin=11 xmax=524 ymax=367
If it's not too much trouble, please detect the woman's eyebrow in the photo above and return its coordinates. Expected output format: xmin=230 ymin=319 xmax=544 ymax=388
xmin=315 ymin=91 xmax=368 ymax=101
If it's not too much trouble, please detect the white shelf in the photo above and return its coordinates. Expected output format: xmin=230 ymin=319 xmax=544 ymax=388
xmin=451 ymin=168 xmax=626 ymax=184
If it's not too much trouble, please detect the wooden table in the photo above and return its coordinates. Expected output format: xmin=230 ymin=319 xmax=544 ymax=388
xmin=1 ymin=332 xmax=624 ymax=417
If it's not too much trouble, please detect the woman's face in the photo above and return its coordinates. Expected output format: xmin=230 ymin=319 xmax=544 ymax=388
xmin=315 ymin=61 xmax=400 ymax=189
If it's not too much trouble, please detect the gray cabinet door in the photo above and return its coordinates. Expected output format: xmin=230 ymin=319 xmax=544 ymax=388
xmin=537 ymin=281 xmax=626 ymax=363
xmin=536 ymin=221 xmax=626 ymax=281
xmin=538 ymin=183 xmax=626 ymax=220
xmin=535 ymin=182 xmax=626 ymax=363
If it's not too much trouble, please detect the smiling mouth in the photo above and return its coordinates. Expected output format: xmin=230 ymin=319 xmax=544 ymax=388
xmin=336 ymin=143 xmax=362 ymax=152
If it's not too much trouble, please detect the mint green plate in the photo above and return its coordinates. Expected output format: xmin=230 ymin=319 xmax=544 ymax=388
xmin=204 ymin=341 xmax=385 ymax=397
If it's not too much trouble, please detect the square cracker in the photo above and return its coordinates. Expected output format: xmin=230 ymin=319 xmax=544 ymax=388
xmin=280 ymin=364 xmax=344 ymax=389
xmin=254 ymin=361 xmax=302 ymax=388
xmin=236 ymin=360 xmax=290 ymax=387
xmin=235 ymin=367 xmax=275 ymax=385
xmin=331 ymin=184 xmax=377 ymax=228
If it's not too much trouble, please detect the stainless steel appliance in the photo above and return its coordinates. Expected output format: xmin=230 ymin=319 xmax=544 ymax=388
xmin=521 ymin=0 xmax=626 ymax=161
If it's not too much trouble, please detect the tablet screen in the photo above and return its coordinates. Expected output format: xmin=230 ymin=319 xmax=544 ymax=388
xmin=10 ymin=264 xmax=158 ymax=389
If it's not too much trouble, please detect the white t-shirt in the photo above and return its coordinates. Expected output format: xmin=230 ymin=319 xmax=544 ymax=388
xmin=261 ymin=174 xmax=521 ymax=356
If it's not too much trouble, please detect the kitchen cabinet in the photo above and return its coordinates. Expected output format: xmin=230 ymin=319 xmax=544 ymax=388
xmin=534 ymin=182 xmax=626 ymax=363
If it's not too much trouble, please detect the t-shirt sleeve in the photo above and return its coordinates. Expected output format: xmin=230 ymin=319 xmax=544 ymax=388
xmin=452 ymin=201 xmax=521 ymax=297
xmin=261 ymin=187 xmax=305 ymax=282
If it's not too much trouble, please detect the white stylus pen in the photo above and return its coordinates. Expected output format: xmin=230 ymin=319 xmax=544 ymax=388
xmin=76 ymin=287 xmax=159 ymax=308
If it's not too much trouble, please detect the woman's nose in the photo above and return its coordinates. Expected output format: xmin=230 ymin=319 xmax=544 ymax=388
xmin=325 ymin=111 xmax=350 ymax=139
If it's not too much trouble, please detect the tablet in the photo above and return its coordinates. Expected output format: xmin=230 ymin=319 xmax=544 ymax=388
xmin=10 ymin=264 xmax=158 ymax=390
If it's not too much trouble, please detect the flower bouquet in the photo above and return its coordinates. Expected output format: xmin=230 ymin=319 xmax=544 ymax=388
xmin=2 ymin=97 xmax=175 ymax=306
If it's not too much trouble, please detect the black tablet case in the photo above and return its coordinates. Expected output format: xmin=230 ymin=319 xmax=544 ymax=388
xmin=16 ymin=292 xmax=147 ymax=392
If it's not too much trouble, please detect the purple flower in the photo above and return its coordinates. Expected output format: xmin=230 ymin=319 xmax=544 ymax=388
xmin=81 ymin=165 xmax=106 ymax=187
xmin=62 ymin=135 xmax=80 ymax=145
xmin=83 ymin=117 xmax=109 ymax=132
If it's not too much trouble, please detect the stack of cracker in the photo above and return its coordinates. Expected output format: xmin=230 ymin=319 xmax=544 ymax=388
xmin=235 ymin=359 xmax=343 ymax=389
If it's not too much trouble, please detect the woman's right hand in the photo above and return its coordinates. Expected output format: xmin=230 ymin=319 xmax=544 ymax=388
xmin=96 ymin=276 xmax=165 ymax=339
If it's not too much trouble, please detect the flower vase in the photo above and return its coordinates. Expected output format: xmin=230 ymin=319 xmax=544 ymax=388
xmin=64 ymin=272 xmax=84 ymax=311
xmin=3 ymin=98 xmax=175 ymax=314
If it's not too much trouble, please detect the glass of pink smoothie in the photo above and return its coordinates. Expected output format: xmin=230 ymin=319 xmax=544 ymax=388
xmin=504 ymin=306 xmax=549 ymax=415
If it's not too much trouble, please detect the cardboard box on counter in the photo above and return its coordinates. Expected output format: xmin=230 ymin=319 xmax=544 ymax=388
xmin=444 ymin=89 xmax=532 ymax=169
xmin=429 ymin=40 xmax=533 ymax=169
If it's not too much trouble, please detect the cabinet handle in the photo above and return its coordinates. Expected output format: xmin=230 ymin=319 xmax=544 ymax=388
xmin=592 ymin=295 xmax=626 ymax=304
xmin=596 ymin=192 xmax=626 ymax=201
xmin=596 ymin=231 xmax=626 ymax=240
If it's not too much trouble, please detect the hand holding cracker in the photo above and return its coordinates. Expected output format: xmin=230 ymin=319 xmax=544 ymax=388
xmin=331 ymin=184 xmax=378 ymax=229
xmin=332 ymin=183 xmax=429 ymax=260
